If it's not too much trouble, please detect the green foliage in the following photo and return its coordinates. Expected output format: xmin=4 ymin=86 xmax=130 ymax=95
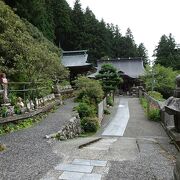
xmin=0 ymin=114 xmax=47 ymax=135
xmin=141 ymin=64 xmax=179 ymax=98
xmin=81 ymin=117 xmax=100 ymax=132
xmin=148 ymin=91 xmax=164 ymax=101
xmin=75 ymin=76 xmax=104 ymax=105
xmin=76 ymin=102 xmax=96 ymax=119
xmin=140 ymin=98 xmax=148 ymax=109
xmin=96 ymin=64 xmax=122 ymax=94
xmin=1 ymin=106 xmax=8 ymax=118
xmin=140 ymin=97 xmax=160 ymax=121
xmin=148 ymin=108 xmax=160 ymax=121
xmin=9 ymin=93 xmax=17 ymax=106
xmin=138 ymin=43 xmax=149 ymax=65
xmin=107 ymin=96 xmax=114 ymax=106
xmin=5 ymin=0 xmax=148 ymax=63
xmin=104 ymin=109 xmax=110 ymax=115
xmin=0 ymin=144 xmax=5 ymax=152
xmin=14 ymin=105 xmax=21 ymax=115
xmin=154 ymin=34 xmax=180 ymax=70
xmin=0 ymin=1 xmax=68 ymax=83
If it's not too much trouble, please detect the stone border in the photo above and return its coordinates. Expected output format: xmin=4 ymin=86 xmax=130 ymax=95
xmin=0 ymin=100 xmax=61 ymax=124
xmin=45 ymin=115 xmax=82 ymax=141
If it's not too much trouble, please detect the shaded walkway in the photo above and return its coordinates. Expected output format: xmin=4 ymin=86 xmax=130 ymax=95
xmin=0 ymin=99 xmax=76 ymax=180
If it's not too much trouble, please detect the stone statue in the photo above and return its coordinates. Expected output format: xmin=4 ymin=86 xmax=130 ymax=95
xmin=0 ymin=73 xmax=9 ymax=103
xmin=17 ymin=97 xmax=25 ymax=108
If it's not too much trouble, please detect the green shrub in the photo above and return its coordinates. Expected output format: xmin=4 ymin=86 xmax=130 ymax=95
xmin=148 ymin=108 xmax=160 ymax=121
xmin=107 ymin=96 xmax=113 ymax=106
xmin=81 ymin=117 xmax=100 ymax=132
xmin=76 ymin=102 xmax=96 ymax=119
xmin=140 ymin=98 xmax=148 ymax=109
xmin=148 ymin=91 xmax=164 ymax=101
xmin=14 ymin=105 xmax=21 ymax=115
xmin=75 ymin=76 xmax=104 ymax=105
xmin=104 ymin=109 xmax=110 ymax=115
xmin=9 ymin=93 xmax=18 ymax=106
xmin=1 ymin=106 xmax=8 ymax=118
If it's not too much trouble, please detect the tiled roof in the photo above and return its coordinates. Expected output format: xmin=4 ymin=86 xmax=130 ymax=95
xmin=62 ymin=50 xmax=90 ymax=67
xmin=88 ymin=58 xmax=145 ymax=78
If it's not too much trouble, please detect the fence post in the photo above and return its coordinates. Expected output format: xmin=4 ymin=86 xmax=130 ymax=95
xmin=23 ymin=84 xmax=26 ymax=101
xmin=146 ymin=97 xmax=150 ymax=119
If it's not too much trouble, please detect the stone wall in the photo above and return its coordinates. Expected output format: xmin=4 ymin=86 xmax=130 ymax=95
xmin=98 ymin=98 xmax=107 ymax=124
xmin=45 ymin=115 xmax=81 ymax=140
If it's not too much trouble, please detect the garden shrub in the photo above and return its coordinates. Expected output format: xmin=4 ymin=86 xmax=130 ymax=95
xmin=148 ymin=91 xmax=164 ymax=101
xmin=9 ymin=93 xmax=18 ymax=106
xmin=81 ymin=117 xmax=100 ymax=132
xmin=76 ymin=102 xmax=96 ymax=119
xmin=1 ymin=106 xmax=8 ymax=118
xmin=75 ymin=76 xmax=104 ymax=105
xmin=148 ymin=108 xmax=160 ymax=121
xmin=104 ymin=109 xmax=110 ymax=115
xmin=107 ymin=96 xmax=113 ymax=106
xmin=140 ymin=98 xmax=148 ymax=109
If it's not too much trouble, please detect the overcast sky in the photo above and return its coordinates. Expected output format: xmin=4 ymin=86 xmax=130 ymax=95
xmin=66 ymin=0 xmax=180 ymax=61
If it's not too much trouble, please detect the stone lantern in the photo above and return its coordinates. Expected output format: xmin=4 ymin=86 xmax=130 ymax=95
xmin=165 ymin=75 xmax=180 ymax=132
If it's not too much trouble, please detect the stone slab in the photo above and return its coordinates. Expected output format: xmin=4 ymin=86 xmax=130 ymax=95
xmin=72 ymin=159 xmax=107 ymax=167
xmin=59 ymin=172 xmax=83 ymax=180
xmin=81 ymin=173 xmax=102 ymax=180
xmin=59 ymin=172 xmax=101 ymax=180
xmin=55 ymin=164 xmax=93 ymax=173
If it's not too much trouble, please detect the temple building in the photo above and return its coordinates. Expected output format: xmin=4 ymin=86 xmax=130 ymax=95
xmin=88 ymin=57 xmax=145 ymax=93
xmin=62 ymin=50 xmax=92 ymax=82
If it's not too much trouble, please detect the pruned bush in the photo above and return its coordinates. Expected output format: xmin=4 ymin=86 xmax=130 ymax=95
xmin=107 ymin=96 xmax=113 ymax=106
xmin=75 ymin=76 xmax=104 ymax=106
xmin=148 ymin=108 xmax=160 ymax=121
xmin=104 ymin=109 xmax=110 ymax=115
xmin=76 ymin=102 xmax=96 ymax=119
xmin=81 ymin=117 xmax=100 ymax=132
xmin=148 ymin=91 xmax=164 ymax=101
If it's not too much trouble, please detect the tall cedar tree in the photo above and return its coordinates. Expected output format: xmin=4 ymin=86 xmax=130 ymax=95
xmin=154 ymin=34 xmax=180 ymax=70
xmin=5 ymin=0 xmax=148 ymax=64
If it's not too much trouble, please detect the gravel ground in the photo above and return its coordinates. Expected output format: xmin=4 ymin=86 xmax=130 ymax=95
xmin=105 ymin=139 xmax=176 ymax=180
xmin=0 ymin=99 xmax=76 ymax=180
xmin=104 ymin=97 xmax=178 ymax=180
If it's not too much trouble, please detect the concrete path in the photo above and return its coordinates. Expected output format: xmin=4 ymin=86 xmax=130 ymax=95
xmin=102 ymin=97 xmax=129 ymax=136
